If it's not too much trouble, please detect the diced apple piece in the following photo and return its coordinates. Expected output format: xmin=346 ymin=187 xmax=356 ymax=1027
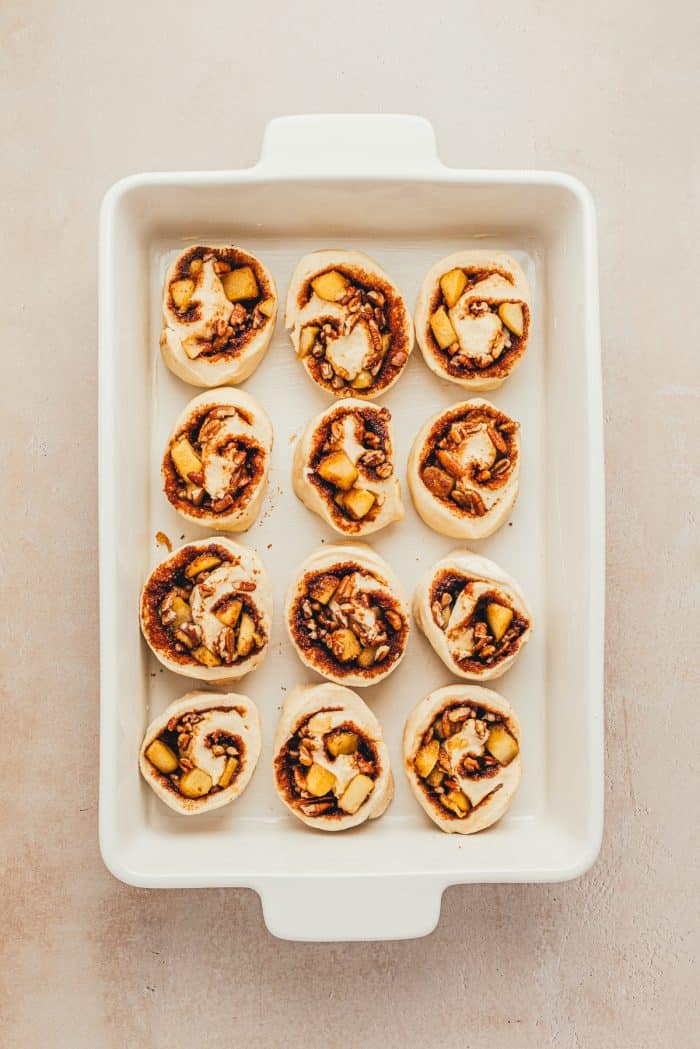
xmin=426 ymin=767 xmax=445 ymax=789
xmin=185 ymin=553 xmax=222 ymax=579
xmin=338 ymin=773 xmax=374 ymax=815
xmin=170 ymin=435 xmax=202 ymax=481
xmin=298 ymin=325 xmax=320 ymax=359
xmin=236 ymin=612 xmax=256 ymax=657
xmin=192 ymin=645 xmax=221 ymax=667
xmin=307 ymin=712 xmax=333 ymax=734
xmin=357 ymin=646 xmax=376 ymax=668
xmin=311 ymin=270 xmax=348 ymax=302
xmin=498 ymin=302 xmax=524 ymax=337
xmin=326 ymin=730 xmax=359 ymax=757
xmin=170 ymin=595 xmax=191 ymax=626
xmin=485 ymin=724 xmax=519 ymax=765
xmin=441 ymin=789 xmax=471 ymax=817
xmin=381 ymin=332 xmax=392 ymax=354
xmin=316 ymin=450 xmax=359 ymax=491
xmin=351 ymin=369 xmax=373 ymax=390
xmin=171 ymin=278 xmax=195 ymax=309
xmin=257 ymin=297 xmax=275 ymax=317
xmin=343 ymin=487 xmax=376 ymax=521
xmin=221 ymin=266 xmax=259 ymax=302
xmin=329 ymin=628 xmax=361 ymax=663
xmin=217 ymin=756 xmax=239 ymax=789
xmin=415 ymin=739 xmax=440 ymax=779
xmin=305 ymin=763 xmax=337 ymax=797
xmin=216 ymin=599 xmax=242 ymax=627
xmin=334 ymin=491 xmax=346 ymax=509
xmin=145 ymin=739 xmax=178 ymax=774
xmin=175 ymin=628 xmax=195 ymax=649
xmin=430 ymin=306 xmax=458 ymax=350
xmin=307 ymin=574 xmax=338 ymax=605
xmin=440 ymin=268 xmax=467 ymax=308
xmin=179 ymin=767 xmax=213 ymax=798
xmin=485 ymin=603 xmax=513 ymax=641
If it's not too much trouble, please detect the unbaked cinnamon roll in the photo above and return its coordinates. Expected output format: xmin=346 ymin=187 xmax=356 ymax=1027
xmin=285 ymin=544 xmax=409 ymax=686
xmin=407 ymin=399 xmax=520 ymax=539
xmin=140 ymin=538 xmax=272 ymax=681
xmin=292 ymin=398 xmax=403 ymax=536
xmin=160 ymin=245 xmax=277 ymax=386
xmin=285 ymin=249 xmax=413 ymax=398
xmin=404 ymin=684 xmax=521 ymax=833
xmin=413 ymin=551 xmax=532 ymax=681
xmin=415 ymin=251 xmax=531 ymax=391
xmin=162 ymin=387 xmax=272 ymax=532
xmin=273 ymin=682 xmax=393 ymax=831
xmin=139 ymin=691 xmax=261 ymax=815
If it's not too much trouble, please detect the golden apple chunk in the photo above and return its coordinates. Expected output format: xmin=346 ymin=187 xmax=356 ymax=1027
xmin=357 ymin=646 xmax=377 ymax=667
xmin=171 ymin=278 xmax=195 ymax=310
xmin=441 ymin=789 xmax=471 ymax=817
xmin=192 ymin=645 xmax=221 ymax=667
xmin=179 ymin=767 xmax=213 ymax=798
xmin=305 ymin=763 xmax=337 ymax=797
xmin=415 ymin=739 xmax=440 ymax=779
xmin=221 ymin=266 xmax=259 ymax=302
xmin=185 ymin=553 xmax=222 ymax=579
xmin=485 ymin=724 xmax=519 ymax=765
xmin=217 ymin=756 xmax=239 ymax=789
xmin=329 ymin=628 xmax=361 ymax=663
xmin=338 ymin=773 xmax=374 ymax=815
xmin=485 ymin=602 xmax=513 ymax=641
xmin=430 ymin=306 xmax=458 ymax=350
xmin=170 ymin=595 xmax=191 ymax=626
xmin=316 ymin=450 xmax=359 ymax=491
xmin=257 ymin=297 xmax=276 ymax=317
xmin=351 ymin=369 xmax=373 ymax=390
xmin=145 ymin=739 xmax=178 ymax=774
xmin=440 ymin=268 xmax=467 ymax=308
xmin=326 ymin=729 xmax=359 ymax=757
xmin=307 ymin=574 xmax=339 ymax=605
xmin=216 ymin=599 xmax=242 ymax=627
xmin=498 ymin=302 xmax=524 ymax=337
xmin=170 ymin=435 xmax=202 ymax=481
xmin=298 ymin=325 xmax=320 ymax=359
xmin=236 ymin=612 xmax=256 ymax=657
xmin=426 ymin=767 xmax=445 ymax=789
xmin=311 ymin=270 xmax=348 ymax=302
xmin=342 ymin=487 xmax=376 ymax=520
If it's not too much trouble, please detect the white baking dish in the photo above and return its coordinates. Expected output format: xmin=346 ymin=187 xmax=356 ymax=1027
xmin=98 ymin=115 xmax=604 ymax=941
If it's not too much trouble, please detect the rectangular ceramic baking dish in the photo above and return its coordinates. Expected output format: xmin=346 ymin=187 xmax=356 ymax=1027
xmin=98 ymin=114 xmax=604 ymax=941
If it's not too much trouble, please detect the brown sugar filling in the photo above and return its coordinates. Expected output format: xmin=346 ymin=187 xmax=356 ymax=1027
xmin=426 ymin=265 xmax=529 ymax=379
xmin=296 ymin=265 xmax=410 ymax=395
xmin=290 ymin=564 xmax=407 ymax=677
xmin=413 ymin=701 xmax=519 ymax=818
xmin=274 ymin=709 xmax=379 ymax=819
xmin=167 ymin=246 xmax=274 ymax=361
xmin=142 ymin=544 xmax=266 ymax=668
xmin=144 ymin=705 xmax=247 ymax=801
xmin=419 ymin=403 xmax=518 ymax=518
xmin=429 ymin=570 xmax=528 ymax=671
xmin=163 ymin=402 xmax=266 ymax=517
xmin=308 ymin=404 xmax=393 ymax=529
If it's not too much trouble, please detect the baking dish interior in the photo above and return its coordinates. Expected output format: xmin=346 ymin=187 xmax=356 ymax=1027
xmin=99 ymin=173 xmax=602 ymax=886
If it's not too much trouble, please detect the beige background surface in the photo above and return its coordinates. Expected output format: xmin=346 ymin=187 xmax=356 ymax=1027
xmin=2 ymin=1 xmax=698 ymax=1046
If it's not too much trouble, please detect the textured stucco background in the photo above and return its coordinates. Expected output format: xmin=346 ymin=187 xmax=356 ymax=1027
xmin=2 ymin=1 xmax=698 ymax=1046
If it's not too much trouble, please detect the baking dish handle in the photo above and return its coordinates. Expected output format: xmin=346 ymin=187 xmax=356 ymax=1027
xmin=260 ymin=876 xmax=444 ymax=942
xmin=256 ymin=114 xmax=443 ymax=176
